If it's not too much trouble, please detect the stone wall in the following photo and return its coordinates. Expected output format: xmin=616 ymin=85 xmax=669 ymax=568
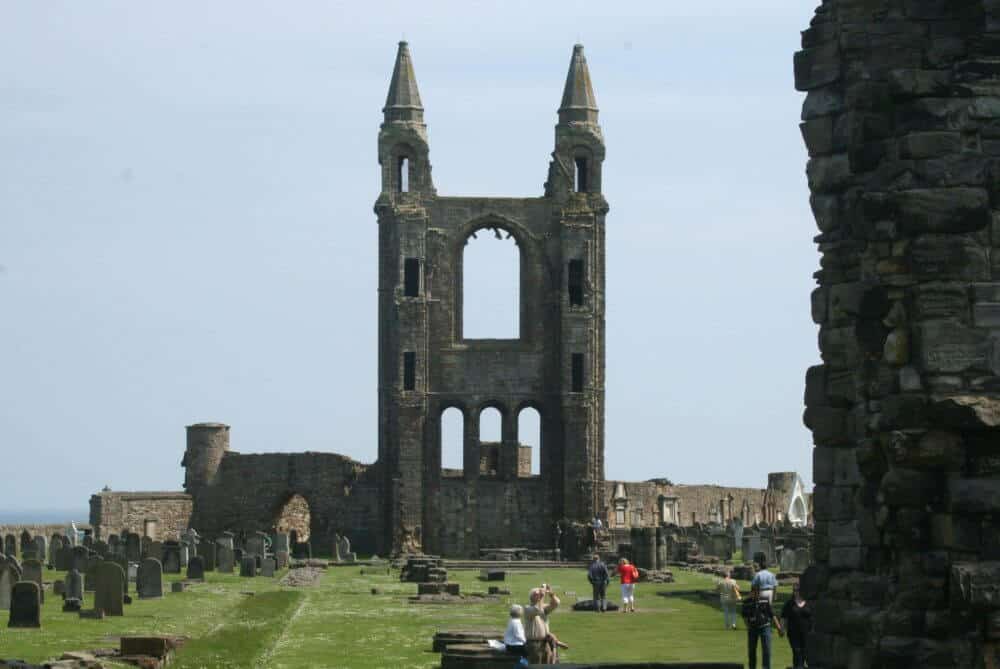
xmin=88 ymin=491 xmax=192 ymax=541
xmin=796 ymin=2 xmax=1000 ymax=666
xmin=603 ymin=480 xmax=768 ymax=528
xmin=439 ymin=477 xmax=549 ymax=556
xmin=189 ymin=451 xmax=381 ymax=555
xmin=0 ymin=523 xmax=90 ymax=541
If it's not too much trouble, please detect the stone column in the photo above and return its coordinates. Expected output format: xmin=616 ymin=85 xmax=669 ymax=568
xmin=796 ymin=2 xmax=1000 ymax=667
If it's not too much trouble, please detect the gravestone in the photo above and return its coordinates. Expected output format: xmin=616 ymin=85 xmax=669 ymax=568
xmin=245 ymin=533 xmax=266 ymax=560
xmin=239 ymin=556 xmax=256 ymax=577
xmin=114 ymin=558 xmax=130 ymax=593
xmin=85 ymin=558 xmax=101 ymax=592
xmin=94 ymin=540 xmax=108 ymax=559
xmin=272 ymin=533 xmax=289 ymax=554
xmin=178 ymin=544 xmax=189 ymax=568
xmin=275 ymin=551 xmax=289 ymax=569
xmin=4 ymin=534 xmax=16 ymax=557
xmin=55 ymin=546 xmax=73 ymax=571
xmin=48 ymin=535 xmax=62 ymax=565
xmin=780 ymin=547 xmax=797 ymax=573
xmin=94 ymin=561 xmax=125 ymax=616
xmin=82 ymin=534 xmax=93 ymax=549
xmin=794 ymin=547 xmax=810 ymax=573
xmin=217 ymin=532 xmax=234 ymax=551
xmin=261 ymin=558 xmax=276 ymax=577
xmin=147 ymin=541 xmax=163 ymax=562
xmin=22 ymin=559 xmax=44 ymax=604
xmin=292 ymin=541 xmax=311 ymax=559
xmin=186 ymin=556 xmax=205 ymax=581
xmin=65 ymin=568 xmax=84 ymax=602
xmin=217 ymin=546 xmax=234 ymax=573
xmin=0 ymin=561 xmax=19 ymax=610
xmin=338 ymin=535 xmax=352 ymax=560
xmin=198 ymin=541 xmax=216 ymax=571
xmin=8 ymin=581 xmax=41 ymax=628
xmin=19 ymin=530 xmax=32 ymax=554
xmin=140 ymin=536 xmax=152 ymax=558
xmin=162 ymin=542 xmax=181 ymax=574
xmin=137 ymin=558 xmax=163 ymax=599
xmin=234 ymin=548 xmax=244 ymax=565
xmin=71 ymin=546 xmax=89 ymax=572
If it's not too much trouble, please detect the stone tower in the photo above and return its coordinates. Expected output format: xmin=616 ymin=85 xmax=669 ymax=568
xmin=181 ymin=422 xmax=229 ymax=528
xmin=375 ymin=42 xmax=608 ymax=556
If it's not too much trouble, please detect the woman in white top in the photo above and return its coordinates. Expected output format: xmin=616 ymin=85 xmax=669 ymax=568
xmin=503 ymin=604 xmax=527 ymax=657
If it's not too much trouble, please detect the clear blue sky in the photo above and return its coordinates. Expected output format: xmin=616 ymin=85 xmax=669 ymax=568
xmin=0 ymin=1 xmax=819 ymax=511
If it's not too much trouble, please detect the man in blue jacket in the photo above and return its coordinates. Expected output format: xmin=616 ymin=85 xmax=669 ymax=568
xmin=587 ymin=554 xmax=610 ymax=612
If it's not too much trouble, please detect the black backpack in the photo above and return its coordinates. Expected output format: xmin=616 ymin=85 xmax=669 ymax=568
xmin=742 ymin=599 xmax=771 ymax=629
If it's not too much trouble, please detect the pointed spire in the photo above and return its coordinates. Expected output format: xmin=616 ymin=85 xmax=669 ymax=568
xmin=383 ymin=41 xmax=424 ymax=124
xmin=559 ymin=44 xmax=599 ymax=125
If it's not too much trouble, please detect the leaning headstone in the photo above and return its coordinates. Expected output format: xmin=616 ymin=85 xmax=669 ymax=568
xmin=94 ymin=561 xmax=125 ymax=616
xmin=137 ymin=558 xmax=163 ymax=599
xmin=8 ymin=581 xmax=41 ymax=628
xmin=186 ymin=556 xmax=205 ymax=581
xmin=66 ymin=568 xmax=84 ymax=602
xmin=162 ymin=542 xmax=181 ymax=574
xmin=217 ymin=546 xmax=234 ymax=573
xmin=261 ymin=558 xmax=276 ymax=577
xmin=22 ymin=559 xmax=43 ymax=604
xmin=198 ymin=542 xmax=216 ymax=571
xmin=239 ymin=556 xmax=256 ymax=577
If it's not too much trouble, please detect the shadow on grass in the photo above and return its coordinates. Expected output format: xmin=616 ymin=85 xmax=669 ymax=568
xmin=172 ymin=590 xmax=304 ymax=669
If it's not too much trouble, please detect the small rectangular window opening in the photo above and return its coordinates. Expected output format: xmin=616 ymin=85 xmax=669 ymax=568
xmin=398 ymin=157 xmax=409 ymax=193
xmin=403 ymin=351 xmax=416 ymax=390
xmin=568 ymin=259 xmax=584 ymax=306
xmin=403 ymin=258 xmax=420 ymax=297
xmin=574 ymin=157 xmax=588 ymax=193
xmin=571 ymin=353 xmax=584 ymax=392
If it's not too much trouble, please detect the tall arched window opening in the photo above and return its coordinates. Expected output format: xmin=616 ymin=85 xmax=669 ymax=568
xmin=398 ymin=156 xmax=409 ymax=192
xmin=479 ymin=407 xmax=502 ymax=443
xmin=441 ymin=407 xmax=464 ymax=473
xmin=463 ymin=228 xmax=519 ymax=339
xmin=517 ymin=407 xmax=541 ymax=476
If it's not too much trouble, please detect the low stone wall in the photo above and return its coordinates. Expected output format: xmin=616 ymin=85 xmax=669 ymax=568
xmin=0 ymin=523 xmax=90 ymax=540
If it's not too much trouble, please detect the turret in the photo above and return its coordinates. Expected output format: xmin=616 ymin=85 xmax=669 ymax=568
xmin=377 ymin=41 xmax=434 ymax=202
xmin=182 ymin=422 xmax=229 ymax=494
xmin=547 ymin=44 xmax=605 ymax=199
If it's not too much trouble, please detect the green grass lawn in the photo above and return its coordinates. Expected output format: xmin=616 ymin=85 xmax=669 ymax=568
xmin=1 ymin=563 xmax=793 ymax=668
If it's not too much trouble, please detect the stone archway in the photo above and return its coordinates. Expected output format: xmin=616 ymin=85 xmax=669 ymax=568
xmin=273 ymin=494 xmax=311 ymax=543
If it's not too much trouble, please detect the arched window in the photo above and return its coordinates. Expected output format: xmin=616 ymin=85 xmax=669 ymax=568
xmin=574 ymin=156 xmax=588 ymax=192
xmin=463 ymin=228 xmax=519 ymax=339
xmin=274 ymin=494 xmax=311 ymax=542
xmin=441 ymin=407 xmax=464 ymax=473
xmin=398 ymin=156 xmax=409 ymax=192
xmin=479 ymin=407 xmax=502 ymax=443
xmin=517 ymin=407 xmax=541 ymax=476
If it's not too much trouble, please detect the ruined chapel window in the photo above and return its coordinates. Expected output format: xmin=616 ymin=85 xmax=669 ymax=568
xmin=568 ymin=259 xmax=584 ymax=306
xmin=571 ymin=353 xmax=584 ymax=392
xmin=574 ymin=157 xmax=588 ymax=192
xmin=441 ymin=407 xmax=463 ymax=472
xmin=398 ymin=156 xmax=409 ymax=193
xmin=403 ymin=351 xmax=416 ymax=390
xmin=404 ymin=258 xmax=420 ymax=297
xmin=518 ymin=406 xmax=541 ymax=476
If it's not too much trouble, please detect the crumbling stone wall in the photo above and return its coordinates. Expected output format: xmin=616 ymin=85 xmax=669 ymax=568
xmin=89 ymin=492 xmax=192 ymax=541
xmin=796 ymin=2 xmax=1000 ymax=666
xmin=440 ymin=478 xmax=549 ymax=554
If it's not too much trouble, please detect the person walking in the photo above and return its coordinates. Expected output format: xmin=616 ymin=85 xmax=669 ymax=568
xmin=717 ymin=569 xmax=742 ymax=630
xmin=742 ymin=584 xmax=783 ymax=669
xmin=781 ymin=584 xmax=812 ymax=669
xmin=524 ymin=584 xmax=561 ymax=664
xmin=751 ymin=557 xmax=778 ymax=603
xmin=617 ymin=557 xmax=639 ymax=613
xmin=587 ymin=554 xmax=610 ymax=612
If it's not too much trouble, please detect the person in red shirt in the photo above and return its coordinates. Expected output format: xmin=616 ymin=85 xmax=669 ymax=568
xmin=617 ymin=558 xmax=640 ymax=612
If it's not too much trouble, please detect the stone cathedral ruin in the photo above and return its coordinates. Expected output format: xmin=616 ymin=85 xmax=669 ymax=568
xmin=83 ymin=43 xmax=809 ymax=561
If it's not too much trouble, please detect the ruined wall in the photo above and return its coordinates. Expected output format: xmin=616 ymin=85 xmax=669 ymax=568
xmin=796 ymin=2 xmax=1000 ymax=666
xmin=439 ymin=478 xmax=549 ymax=555
xmin=88 ymin=492 xmax=192 ymax=541
xmin=0 ymin=523 xmax=90 ymax=541
xmin=602 ymin=480 xmax=767 ymax=529
xmin=190 ymin=451 xmax=380 ymax=554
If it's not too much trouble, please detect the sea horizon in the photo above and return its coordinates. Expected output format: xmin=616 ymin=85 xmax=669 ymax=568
xmin=0 ymin=509 xmax=89 ymax=525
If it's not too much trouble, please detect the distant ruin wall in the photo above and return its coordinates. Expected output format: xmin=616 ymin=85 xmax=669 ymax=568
xmin=796 ymin=2 xmax=1000 ymax=666
xmin=89 ymin=492 xmax=192 ymax=541
xmin=0 ymin=523 xmax=90 ymax=541
xmin=188 ymin=451 xmax=381 ymax=555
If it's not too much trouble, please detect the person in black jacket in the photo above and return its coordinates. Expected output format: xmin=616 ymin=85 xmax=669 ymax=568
xmin=742 ymin=584 xmax=783 ymax=669
xmin=587 ymin=554 xmax=610 ymax=612
xmin=781 ymin=584 xmax=812 ymax=668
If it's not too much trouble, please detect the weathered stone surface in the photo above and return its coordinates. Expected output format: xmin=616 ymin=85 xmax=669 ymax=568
xmin=949 ymin=478 xmax=1000 ymax=514
xmin=931 ymin=395 xmax=1000 ymax=429
xmin=137 ymin=558 xmax=162 ymax=599
xmin=916 ymin=322 xmax=991 ymax=374
xmin=8 ymin=581 xmax=41 ymax=628
xmin=910 ymin=235 xmax=989 ymax=282
xmin=94 ymin=561 xmax=125 ymax=616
